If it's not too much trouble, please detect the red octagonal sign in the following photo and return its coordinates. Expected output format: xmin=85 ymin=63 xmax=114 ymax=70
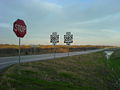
xmin=13 ymin=19 xmax=27 ymax=38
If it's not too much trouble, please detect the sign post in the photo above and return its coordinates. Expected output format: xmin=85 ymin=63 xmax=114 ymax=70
xmin=13 ymin=19 xmax=27 ymax=64
xmin=50 ymin=32 xmax=59 ymax=59
xmin=19 ymin=38 xmax=21 ymax=63
xmin=64 ymin=32 xmax=73 ymax=56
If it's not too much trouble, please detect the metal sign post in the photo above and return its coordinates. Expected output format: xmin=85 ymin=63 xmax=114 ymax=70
xmin=50 ymin=32 xmax=59 ymax=59
xmin=64 ymin=32 xmax=73 ymax=56
xmin=67 ymin=43 xmax=70 ymax=56
xmin=19 ymin=38 xmax=21 ymax=64
xmin=53 ymin=43 xmax=56 ymax=59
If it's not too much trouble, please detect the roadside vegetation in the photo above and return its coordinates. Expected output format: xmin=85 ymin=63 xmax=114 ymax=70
xmin=0 ymin=44 xmax=110 ymax=57
xmin=0 ymin=50 xmax=120 ymax=90
xmin=105 ymin=50 xmax=120 ymax=89
xmin=0 ymin=44 xmax=114 ymax=57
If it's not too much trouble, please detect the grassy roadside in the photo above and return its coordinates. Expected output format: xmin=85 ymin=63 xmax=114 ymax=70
xmin=105 ymin=50 xmax=120 ymax=89
xmin=0 ymin=51 xmax=120 ymax=90
xmin=0 ymin=45 xmax=104 ymax=57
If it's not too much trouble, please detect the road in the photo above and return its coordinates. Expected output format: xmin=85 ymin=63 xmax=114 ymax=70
xmin=0 ymin=49 xmax=104 ymax=70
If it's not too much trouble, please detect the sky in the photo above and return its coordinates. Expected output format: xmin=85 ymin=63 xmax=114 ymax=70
xmin=0 ymin=0 xmax=120 ymax=46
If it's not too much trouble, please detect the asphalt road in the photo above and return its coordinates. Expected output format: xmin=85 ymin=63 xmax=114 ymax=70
xmin=0 ymin=49 xmax=104 ymax=70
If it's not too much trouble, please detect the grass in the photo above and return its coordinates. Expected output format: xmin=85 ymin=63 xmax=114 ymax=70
xmin=0 ymin=51 xmax=120 ymax=90
xmin=105 ymin=50 xmax=120 ymax=89
xmin=0 ymin=44 xmax=116 ymax=57
xmin=0 ymin=44 xmax=104 ymax=57
xmin=0 ymin=44 xmax=114 ymax=49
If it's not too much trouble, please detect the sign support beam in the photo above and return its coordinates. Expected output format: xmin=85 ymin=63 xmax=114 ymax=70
xmin=50 ymin=32 xmax=59 ymax=59
xmin=67 ymin=43 xmax=70 ymax=56
xmin=54 ymin=44 xmax=56 ymax=59
xmin=19 ymin=38 xmax=21 ymax=64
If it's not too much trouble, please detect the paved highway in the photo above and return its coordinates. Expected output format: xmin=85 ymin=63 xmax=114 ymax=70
xmin=0 ymin=49 xmax=104 ymax=70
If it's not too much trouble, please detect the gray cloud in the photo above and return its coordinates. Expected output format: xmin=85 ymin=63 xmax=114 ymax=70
xmin=0 ymin=0 xmax=120 ymax=45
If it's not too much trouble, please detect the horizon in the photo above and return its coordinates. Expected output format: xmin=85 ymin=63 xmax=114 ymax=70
xmin=0 ymin=44 xmax=117 ymax=47
xmin=1 ymin=0 xmax=120 ymax=46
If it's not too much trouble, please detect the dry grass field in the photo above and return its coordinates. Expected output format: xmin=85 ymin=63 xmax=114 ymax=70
xmin=0 ymin=44 xmax=113 ymax=57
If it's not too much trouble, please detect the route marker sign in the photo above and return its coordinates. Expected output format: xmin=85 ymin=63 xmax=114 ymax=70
xmin=13 ymin=19 xmax=27 ymax=64
xmin=50 ymin=32 xmax=59 ymax=58
xmin=64 ymin=32 xmax=73 ymax=56
xmin=50 ymin=32 xmax=59 ymax=45
xmin=64 ymin=32 xmax=73 ymax=44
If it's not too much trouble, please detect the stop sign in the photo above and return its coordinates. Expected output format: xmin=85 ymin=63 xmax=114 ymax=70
xmin=13 ymin=19 xmax=27 ymax=38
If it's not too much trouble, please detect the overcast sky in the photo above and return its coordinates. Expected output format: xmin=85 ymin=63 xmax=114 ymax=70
xmin=0 ymin=0 xmax=120 ymax=46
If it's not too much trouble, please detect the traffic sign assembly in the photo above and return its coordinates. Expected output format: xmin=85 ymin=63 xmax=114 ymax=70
xmin=50 ymin=32 xmax=59 ymax=59
xmin=13 ymin=19 xmax=27 ymax=64
xmin=64 ymin=32 xmax=73 ymax=56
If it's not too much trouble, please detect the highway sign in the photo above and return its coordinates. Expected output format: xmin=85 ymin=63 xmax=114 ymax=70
xmin=50 ymin=32 xmax=59 ymax=45
xmin=13 ymin=19 xmax=27 ymax=38
xmin=64 ymin=32 xmax=73 ymax=56
xmin=64 ymin=32 xmax=73 ymax=44
xmin=50 ymin=32 xmax=59 ymax=59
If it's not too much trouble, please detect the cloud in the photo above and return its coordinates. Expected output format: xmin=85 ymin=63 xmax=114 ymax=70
xmin=70 ymin=12 xmax=120 ymax=30
xmin=0 ymin=0 xmax=120 ymax=45
xmin=62 ymin=0 xmax=120 ymax=22
xmin=0 ymin=23 xmax=10 ymax=29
